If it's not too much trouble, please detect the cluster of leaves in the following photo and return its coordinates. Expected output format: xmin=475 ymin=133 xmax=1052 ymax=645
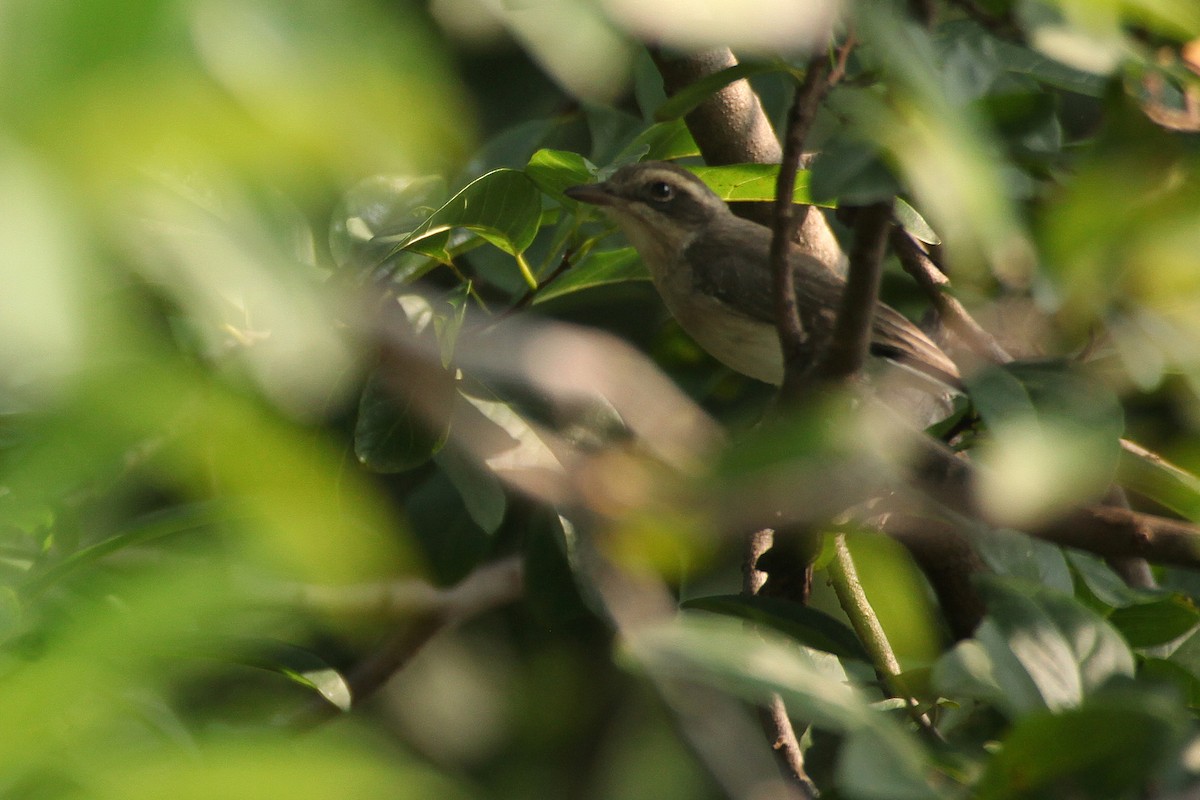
xmin=5 ymin=0 xmax=1200 ymax=799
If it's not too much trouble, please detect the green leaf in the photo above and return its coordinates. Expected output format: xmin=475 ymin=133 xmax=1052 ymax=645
xmin=533 ymin=247 xmax=649 ymax=304
xmin=691 ymin=163 xmax=828 ymax=206
xmin=238 ymin=641 xmax=353 ymax=712
xmin=809 ymin=138 xmax=902 ymax=205
xmin=632 ymin=615 xmax=943 ymax=800
xmin=433 ymin=282 xmax=471 ymax=367
xmin=653 ymin=61 xmax=787 ymax=121
xmin=682 ymin=594 xmax=869 ymax=661
xmin=386 ymin=169 xmax=543 ymax=261
xmin=1116 ymin=444 xmax=1200 ymax=521
xmin=965 ymin=363 xmax=1124 ymax=526
xmin=22 ymin=502 xmax=234 ymax=597
xmin=1140 ymin=657 xmax=1200 ymax=710
xmin=330 ymin=174 xmax=447 ymax=273
xmin=622 ymin=119 xmax=701 ymax=162
xmin=894 ymin=197 xmax=941 ymax=245
xmin=1108 ymin=594 xmax=1200 ymax=648
xmin=979 ymin=577 xmax=1135 ymax=710
xmin=526 ymin=149 xmax=597 ymax=201
xmin=433 ymin=442 xmax=507 ymax=535
xmin=975 ymin=684 xmax=1189 ymax=800
xmin=354 ymin=365 xmax=454 ymax=473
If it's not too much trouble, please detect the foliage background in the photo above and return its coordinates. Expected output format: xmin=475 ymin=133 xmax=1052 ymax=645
xmin=5 ymin=0 xmax=1200 ymax=798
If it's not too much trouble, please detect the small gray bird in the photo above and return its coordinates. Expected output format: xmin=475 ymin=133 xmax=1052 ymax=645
xmin=564 ymin=161 xmax=960 ymax=390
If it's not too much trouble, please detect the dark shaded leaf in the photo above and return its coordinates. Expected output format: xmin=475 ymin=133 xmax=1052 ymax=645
xmin=1108 ymin=594 xmax=1200 ymax=648
xmin=354 ymin=366 xmax=453 ymax=473
xmin=975 ymin=684 xmax=1188 ymax=800
xmin=683 ymin=594 xmax=868 ymax=661
xmin=809 ymin=139 xmax=901 ymax=205
xmin=434 ymin=442 xmax=507 ymax=535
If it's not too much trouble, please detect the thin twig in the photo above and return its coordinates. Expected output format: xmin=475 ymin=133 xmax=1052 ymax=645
xmin=495 ymin=247 xmax=576 ymax=323
xmin=827 ymin=534 xmax=941 ymax=739
xmin=744 ymin=530 xmax=818 ymax=797
xmin=282 ymin=557 xmax=525 ymax=730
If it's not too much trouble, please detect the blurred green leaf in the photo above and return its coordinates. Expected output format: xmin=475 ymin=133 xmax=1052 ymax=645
xmin=979 ymin=577 xmax=1135 ymax=710
xmin=330 ymin=174 xmax=447 ymax=274
xmin=975 ymin=684 xmax=1188 ymax=800
xmin=1108 ymin=594 xmax=1200 ymax=648
xmin=966 ymin=364 xmax=1123 ymax=526
xmin=632 ymin=614 xmax=944 ymax=800
xmin=810 ymin=138 xmax=902 ymax=205
xmin=434 ymin=443 xmax=507 ymax=535
xmin=683 ymin=594 xmax=868 ymax=661
xmin=22 ymin=502 xmax=234 ymax=597
xmin=1117 ymin=444 xmax=1200 ymax=521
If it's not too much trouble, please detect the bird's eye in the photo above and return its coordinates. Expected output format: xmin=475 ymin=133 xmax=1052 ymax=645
xmin=647 ymin=181 xmax=674 ymax=202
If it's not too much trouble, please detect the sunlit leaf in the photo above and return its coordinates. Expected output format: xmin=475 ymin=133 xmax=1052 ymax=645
xmin=526 ymin=149 xmax=597 ymax=200
xmin=691 ymin=163 xmax=828 ymax=206
xmin=387 ymin=169 xmax=543 ymax=261
xmin=533 ymin=247 xmax=649 ymax=304
xmin=978 ymin=577 xmax=1135 ymax=710
xmin=966 ymin=364 xmax=1123 ymax=527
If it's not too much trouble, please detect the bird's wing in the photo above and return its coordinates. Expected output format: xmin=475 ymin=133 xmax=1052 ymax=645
xmin=686 ymin=221 xmax=960 ymax=388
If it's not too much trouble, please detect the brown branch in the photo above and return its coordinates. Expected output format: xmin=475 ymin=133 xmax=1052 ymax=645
xmin=650 ymin=47 xmax=782 ymax=167
xmin=774 ymin=52 xmax=835 ymax=399
xmin=891 ymin=229 xmax=1012 ymax=363
xmin=283 ymin=557 xmax=525 ymax=729
xmin=743 ymin=530 xmax=817 ymax=797
xmin=879 ymin=514 xmax=988 ymax=639
xmin=1033 ymin=506 xmax=1200 ymax=568
xmin=816 ymin=200 xmax=893 ymax=382
xmin=650 ymin=47 xmax=845 ymax=269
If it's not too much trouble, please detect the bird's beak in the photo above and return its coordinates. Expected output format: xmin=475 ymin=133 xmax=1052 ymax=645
xmin=564 ymin=182 xmax=618 ymax=207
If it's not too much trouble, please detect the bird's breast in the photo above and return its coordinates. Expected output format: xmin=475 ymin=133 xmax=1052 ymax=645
xmin=650 ymin=260 xmax=784 ymax=385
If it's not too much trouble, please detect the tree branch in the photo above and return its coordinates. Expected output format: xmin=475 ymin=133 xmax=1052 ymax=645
xmin=816 ymin=200 xmax=893 ymax=382
xmin=890 ymin=230 xmax=1012 ymax=363
xmin=281 ymin=557 xmax=525 ymax=729
xmin=651 ymin=47 xmax=845 ymax=269
xmin=773 ymin=52 xmax=835 ymax=398
xmin=828 ymin=535 xmax=940 ymax=738
xmin=744 ymin=529 xmax=818 ymax=797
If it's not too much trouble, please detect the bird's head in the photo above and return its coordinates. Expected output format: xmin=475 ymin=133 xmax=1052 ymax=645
xmin=565 ymin=162 xmax=728 ymax=261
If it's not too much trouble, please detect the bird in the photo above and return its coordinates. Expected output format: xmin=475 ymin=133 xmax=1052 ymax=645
xmin=563 ymin=160 xmax=961 ymax=391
